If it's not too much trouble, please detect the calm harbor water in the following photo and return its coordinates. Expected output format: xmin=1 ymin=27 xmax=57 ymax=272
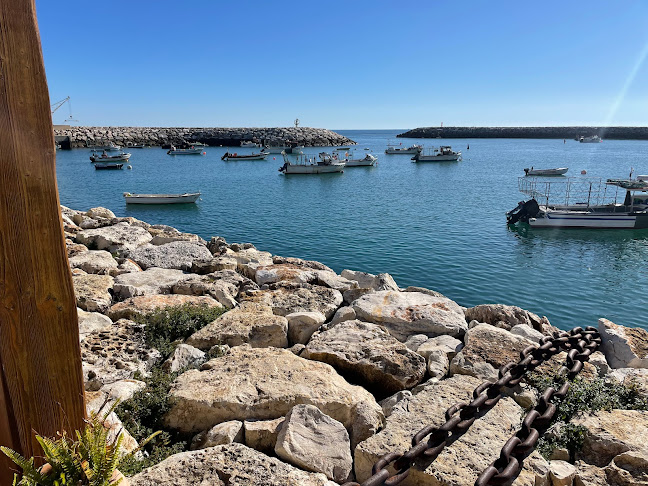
xmin=56 ymin=130 xmax=648 ymax=331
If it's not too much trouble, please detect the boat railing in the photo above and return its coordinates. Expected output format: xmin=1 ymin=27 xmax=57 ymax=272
xmin=517 ymin=177 xmax=633 ymax=208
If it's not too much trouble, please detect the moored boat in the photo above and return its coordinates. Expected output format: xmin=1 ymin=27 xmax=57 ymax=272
xmin=506 ymin=177 xmax=648 ymax=229
xmin=123 ymin=192 xmax=201 ymax=204
xmin=278 ymin=152 xmax=345 ymax=174
xmin=580 ymin=135 xmax=602 ymax=143
xmin=94 ymin=163 xmax=123 ymax=170
xmin=89 ymin=143 xmax=121 ymax=151
xmin=412 ymin=146 xmax=461 ymax=162
xmin=385 ymin=143 xmax=423 ymax=155
xmin=90 ymin=151 xmax=131 ymax=163
xmin=167 ymin=145 xmax=204 ymax=155
xmin=343 ymin=153 xmax=378 ymax=167
xmin=221 ymin=151 xmax=269 ymax=161
xmin=524 ymin=167 xmax=569 ymax=176
xmin=240 ymin=141 xmax=260 ymax=148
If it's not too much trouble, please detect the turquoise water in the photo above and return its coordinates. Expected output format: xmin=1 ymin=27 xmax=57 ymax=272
xmin=56 ymin=130 xmax=648 ymax=331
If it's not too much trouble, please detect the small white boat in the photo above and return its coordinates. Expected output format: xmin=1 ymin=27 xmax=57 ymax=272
xmin=89 ymin=143 xmax=121 ymax=151
xmin=524 ymin=167 xmax=569 ymax=176
xmin=278 ymin=152 xmax=345 ymax=174
xmin=343 ymin=153 xmax=377 ymax=167
xmin=221 ymin=151 xmax=269 ymax=161
xmin=412 ymin=146 xmax=461 ymax=162
xmin=580 ymin=135 xmax=602 ymax=143
xmin=263 ymin=142 xmax=304 ymax=154
xmin=123 ymin=192 xmax=201 ymax=204
xmin=506 ymin=177 xmax=648 ymax=229
xmin=240 ymin=141 xmax=260 ymax=148
xmin=167 ymin=145 xmax=204 ymax=155
xmin=90 ymin=151 xmax=131 ymax=163
xmin=385 ymin=143 xmax=423 ymax=155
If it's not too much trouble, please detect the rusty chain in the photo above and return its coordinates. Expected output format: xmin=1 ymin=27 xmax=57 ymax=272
xmin=342 ymin=326 xmax=600 ymax=486
xmin=475 ymin=326 xmax=601 ymax=485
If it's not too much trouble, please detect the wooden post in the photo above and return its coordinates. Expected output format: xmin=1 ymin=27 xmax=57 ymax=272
xmin=0 ymin=0 xmax=86 ymax=483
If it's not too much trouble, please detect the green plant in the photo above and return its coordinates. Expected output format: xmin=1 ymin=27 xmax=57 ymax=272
xmin=537 ymin=423 xmax=588 ymax=461
xmin=1 ymin=403 xmax=158 ymax=486
xmin=135 ymin=303 xmax=225 ymax=358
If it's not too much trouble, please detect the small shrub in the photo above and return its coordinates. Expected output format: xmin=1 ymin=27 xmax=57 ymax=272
xmin=135 ymin=303 xmax=225 ymax=358
xmin=537 ymin=423 xmax=587 ymax=461
xmin=1 ymin=404 xmax=158 ymax=486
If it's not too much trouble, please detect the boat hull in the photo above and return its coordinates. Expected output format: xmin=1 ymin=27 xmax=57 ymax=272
xmin=385 ymin=149 xmax=420 ymax=154
xmin=168 ymin=149 xmax=204 ymax=155
xmin=529 ymin=212 xmax=648 ymax=229
xmin=345 ymin=160 xmax=376 ymax=167
xmin=124 ymin=193 xmax=201 ymax=204
xmin=280 ymin=163 xmax=345 ymax=174
xmin=414 ymin=154 xmax=460 ymax=162
xmin=222 ymin=154 xmax=268 ymax=161
xmin=524 ymin=168 xmax=568 ymax=176
xmin=94 ymin=163 xmax=123 ymax=170
xmin=90 ymin=153 xmax=131 ymax=162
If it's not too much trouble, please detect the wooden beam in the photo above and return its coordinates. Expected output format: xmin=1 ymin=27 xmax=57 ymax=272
xmin=0 ymin=0 xmax=86 ymax=483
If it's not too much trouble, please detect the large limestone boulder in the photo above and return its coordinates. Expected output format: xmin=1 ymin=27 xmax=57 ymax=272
xmin=186 ymin=302 xmax=288 ymax=349
xmin=128 ymin=241 xmax=212 ymax=271
xmin=172 ymin=271 xmax=254 ymax=308
xmin=240 ymin=284 xmax=343 ymax=320
xmin=112 ymin=267 xmax=186 ymax=300
xmin=417 ymin=335 xmax=464 ymax=360
xmin=273 ymin=255 xmax=334 ymax=272
xmin=464 ymin=303 xmax=550 ymax=332
xmin=81 ymin=319 xmax=161 ymax=390
xmin=76 ymin=222 xmax=152 ymax=251
xmin=603 ymin=450 xmax=648 ymax=485
xmin=302 ymin=320 xmax=426 ymax=395
xmin=549 ymin=460 xmax=576 ymax=486
xmin=108 ymin=294 xmax=222 ymax=321
xmin=191 ymin=255 xmax=238 ymax=273
xmin=352 ymin=291 xmax=467 ymax=341
xmin=77 ymin=308 xmax=112 ymax=341
xmin=450 ymin=323 xmax=534 ymax=381
xmin=598 ymin=318 xmax=648 ymax=369
xmin=354 ymin=375 xmax=549 ymax=485
xmin=86 ymin=207 xmax=116 ymax=220
xmin=275 ymin=404 xmax=352 ymax=482
xmin=573 ymin=410 xmax=648 ymax=466
xmin=147 ymin=225 xmax=202 ymax=245
xmin=73 ymin=274 xmax=114 ymax=312
xmin=255 ymin=263 xmax=319 ymax=286
xmin=129 ymin=443 xmax=337 ymax=486
xmin=165 ymin=346 xmax=384 ymax=447
xmin=341 ymin=269 xmax=399 ymax=291
xmin=163 ymin=344 xmax=206 ymax=373
xmin=231 ymin=248 xmax=273 ymax=278
xmin=607 ymin=368 xmax=648 ymax=397
xmin=69 ymin=250 xmax=118 ymax=275
xmin=286 ymin=311 xmax=326 ymax=345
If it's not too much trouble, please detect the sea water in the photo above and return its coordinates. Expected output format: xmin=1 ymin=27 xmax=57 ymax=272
xmin=56 ymin=130 xmax=648 ymax=331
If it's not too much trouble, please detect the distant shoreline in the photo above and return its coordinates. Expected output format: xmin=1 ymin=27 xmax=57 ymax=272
xmin=398 ymin=126 xmax=648 ymax=140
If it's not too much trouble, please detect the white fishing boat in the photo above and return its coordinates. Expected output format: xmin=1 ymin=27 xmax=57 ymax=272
xmin=240 ymin=141 xmax=260 ymax=148
xmin=412 ymin=146 xmax=461 ymax=162
xmin=343 ymin=153 xmax=377 ymax=167
xmin=524 ymin=167 xmax=569 ymax=176
xmin=506 ymin=177 xmax=648 ymax=229
xmin=278 ymin=152 xmax=345 ymax=174
xmin=123 ymin=192 xmax=201 ymax=204
xmin=167 ymin=145 xmax=204 ymax=155
xmin=580 ymin=135 xmax=602 ymax=143
xmin=221 ymin=151 xmax=269 ymax=161
xmin=385 ymin=143 xmax=423 ymax=155
xmin=90 ymin=151 xmax=131 ymax=163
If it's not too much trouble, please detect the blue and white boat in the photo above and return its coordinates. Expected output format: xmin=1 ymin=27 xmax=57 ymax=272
xmin=507 ymin=177 xmax=648 ymax=229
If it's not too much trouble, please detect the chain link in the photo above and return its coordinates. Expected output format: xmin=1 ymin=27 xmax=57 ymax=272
xmin=343 ymin=326 xmax=600 ymax=486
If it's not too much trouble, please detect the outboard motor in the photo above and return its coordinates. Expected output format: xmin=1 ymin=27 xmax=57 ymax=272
xmin=278 ymin=162 xmax=287 ymax=173
xmin=506 ymin=199 xmax=540 ymax=224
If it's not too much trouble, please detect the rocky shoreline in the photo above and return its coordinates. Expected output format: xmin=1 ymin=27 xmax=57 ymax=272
xmin=54 ymin=126 xmax=356 ymax=149
xmin=398 ymin=126 xmax=648 ymax=140
xmin=63 ymin=205 xmax=648 ymax=485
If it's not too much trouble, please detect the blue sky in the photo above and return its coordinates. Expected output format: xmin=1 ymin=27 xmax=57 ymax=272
xmin=38 ymin=0 xmax=648 ymax=128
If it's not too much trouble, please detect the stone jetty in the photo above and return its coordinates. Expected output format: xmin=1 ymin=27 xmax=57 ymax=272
xmin=61 ymin=205 xmax=648 ymax=485
xmin=398 ymin=126 xmax=648 ymax=140
xmin=54 ymin=126 xmax=356 ymax=149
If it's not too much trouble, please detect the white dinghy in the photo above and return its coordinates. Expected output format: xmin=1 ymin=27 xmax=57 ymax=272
xmin=524 ymin=167 xmax=568 ymax=176
xmin=123 ymin=192 xmax=201 ymax=204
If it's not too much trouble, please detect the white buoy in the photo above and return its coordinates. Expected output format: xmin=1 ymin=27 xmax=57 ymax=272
xmin=127 ymin=165 xmax=132 ymax=170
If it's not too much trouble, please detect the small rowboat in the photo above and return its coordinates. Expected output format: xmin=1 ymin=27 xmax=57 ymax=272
xmin=221 ymin=151 xmax=269 ymax=161
xmin=524 ymin=167 xmax=568 ymax=176
xmin=94 ymin=163 xmax=123 ymax=170
xmin=344 ymin=153 xmax=377 ymax=167
xmin=90 ymin=152 xmax=131 ymax=163
xmin=123 ymin=192 xmax=201 ymax=204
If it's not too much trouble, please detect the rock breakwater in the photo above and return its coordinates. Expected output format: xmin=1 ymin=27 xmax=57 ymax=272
xmin=61 ymin=205 xmax=648 ymax=485
xmin=398 ymin=126 xmax=648 ymax=140
xmin=54 ymin=126 xmax=356 ymax=149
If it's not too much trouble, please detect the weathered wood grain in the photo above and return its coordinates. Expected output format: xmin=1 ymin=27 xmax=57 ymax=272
xmin=0 ymin=0 xmax=86 ymax=482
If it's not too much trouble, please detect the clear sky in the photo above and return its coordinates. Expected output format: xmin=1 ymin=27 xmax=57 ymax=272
xmin=37 ymin=0 xmax=648 ymax=128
